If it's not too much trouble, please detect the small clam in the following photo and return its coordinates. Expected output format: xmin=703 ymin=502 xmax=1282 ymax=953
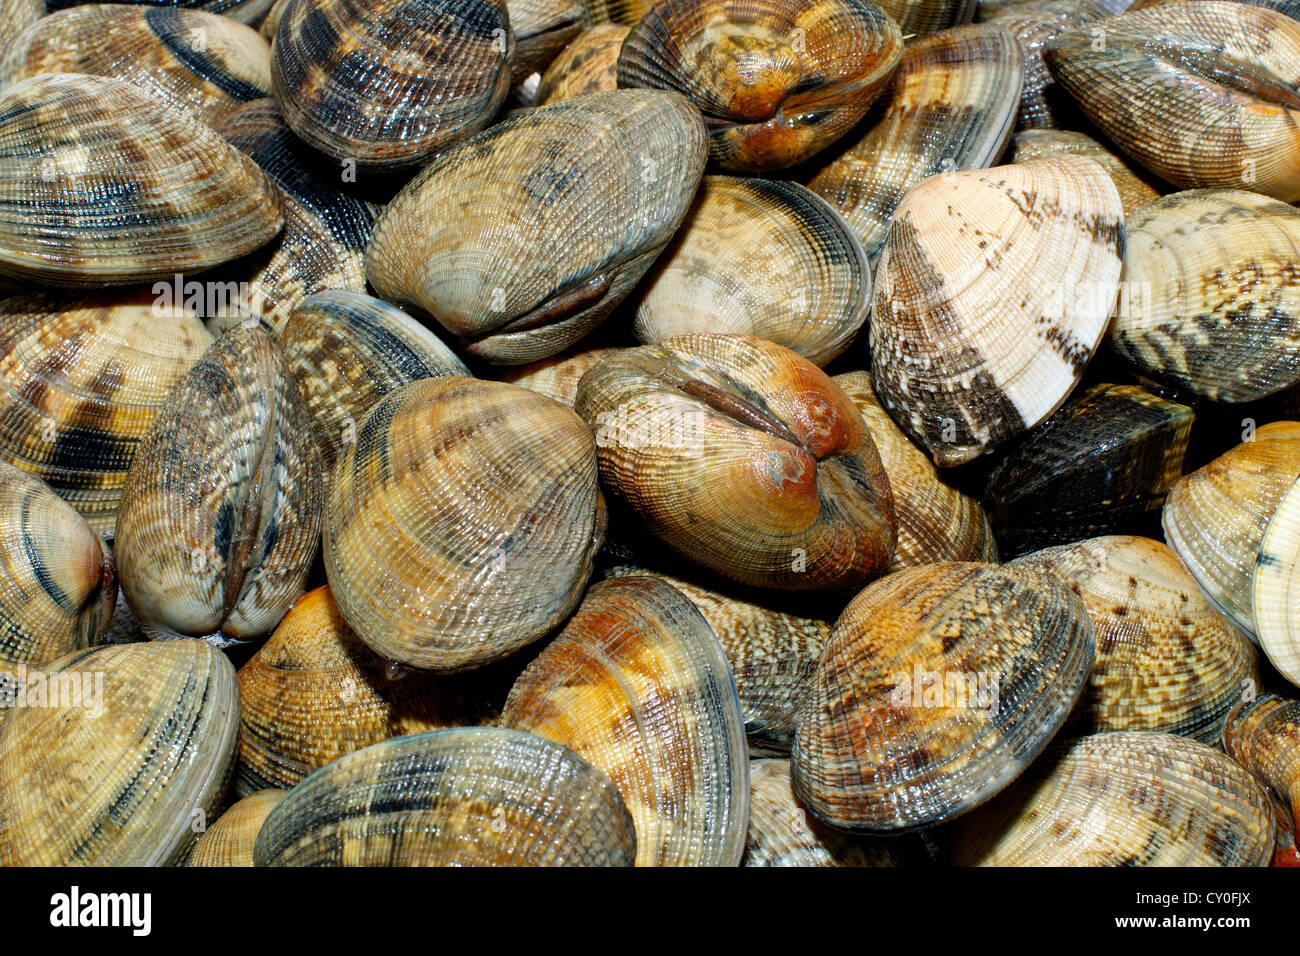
xmin=510 ymin=0 xmax=584 ymax=90
xmin=1011 ymin=128 xmax=1160 ymax=215
xmin=324 ymin=377 xmax=604 ymax=672
xmin=948 ymin=731 xmax=1275 ymax=865
xmin=534 ymin=23 xmax=628 ymax=105
xmin=501 ymin=576 xmax=749 ymax=866
xmin=633 ymin=176 xmax=870 ymax=366
xmin=871 ymin=157 xmax=1125 ymax=466
xmin=1223 ymin=694 xmax=1300 ymax=838
xmin=367 ymin=90 xmax=707 ymax=364
xmin=115 ymin=324 xmax=323 ymax=645
xmin=186 ymin=789 xmax=288 ymax=867
xmin=499 ymin=345 xmax=622 ymax=408
xmin=254 ymin=727 xmax=637 ymax=866
xmin=616 ymin=0 xmax=904 ymax=172
xmin=574 ymin=334 xmax=897 ymax=590
xmin=0 ymin=640 xmax=239 ymax=865
xmin=1253 ymin=476 xmax=1300 ymax=685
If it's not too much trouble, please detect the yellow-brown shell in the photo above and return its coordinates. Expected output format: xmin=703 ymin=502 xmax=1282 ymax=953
xmin=1252 ymin=477 xmax=1300 ymax=686
xmin=498 ymin=345 xmax=622 ymax=408
xmin=1223 ymin=694 xmax=1300 ymax=833
xmin=185 ymin=789 xmax=288 ymax=866
xmin=535 ymin=23 xmax=628 ymax=105
xmin=1012 ymin=128 xmax=1160 ymax=215
xmin=878 ymin=0 xmax=979 ymax=34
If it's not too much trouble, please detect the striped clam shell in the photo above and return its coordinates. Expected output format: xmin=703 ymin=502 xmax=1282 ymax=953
xmin=0 ymin=6 xmax=271 ymax=127
xmin=632 ymin=176 xmax=870 ymax=367
xmin=114 ymin=324 xmax=323 ymax=645
xmin=948 ymin=731 xmax=1275 ymax=865
xmin=574 ymin=334 xmax=897 ymax=590
xmin=807 ymin=24 xmax=1022 ymax=263
xmin=186 ymin=789 xmax=287 ymax=866
xmin=253 ymin=727 xmax=638 ymax=866
xmin=323 ymin=377 xmax=604 ymax=672
xmin=0 ymin=0 xmax=41 ymax=49
xmin=1011 ymin=129 xmax=1161 ymax=215
xmin=0 ymin=640 xmax=239 ymax=865
xmin=1043 ymin=1 xmax=1300 ymax=201
xmin=509 ymin=0 xmax=584 ymax=88
xmin=1163 ymin=421 xmax=1300 ymax=639
xmin=877 ymin=0 xmax=979 ymax=34
xmin=985 ymin=383 xmax=1193 ymax=557
xmin=279 ymin=290 xmax=468 ymax=470
xmin=534 ymin=23 xmax=629 ymax=105
xmin=1012 ymin=536 xmax=1259 ymax=741
xmin=367 ymin=90 xmax=707 ymax=365
xmin=582 ymin=0 xmax=655 ymax=22
xmin=271 ymin=0 xmax=514 ymax=171
xmin=835 ymin=370 xmax=998 ymax=571
xmin=1132 ymin=0 xmax=1300 ymax=13
xmin=616 ymin=0 xmax=904 ymax=172
xmin=501 ymin=576 xmax=749 ymax=866
xmin=498 ymin=345 xmax=622 ymax=408
xmin=791 ymin=561 xmax=1095 ymax=832
xmin=0 ymin=460 xmax=115 ymax=670
xmin=0 ymin=72 xmax=282 ymax=286
xmin=1112 ymin=190 xmax=1300 ymax=403
xmin=0 ymin=289 xmax=214 ymax=536
xmin=235 ymin=586 xmax=501 ymax=795
xmin=1223 ymin=694 xmax=1300 ymax=837
xmin=45 ymin=0 xmax=276 ymax=24
xmin=870 ymin=157 xmax=1125 ymax=467
xmin=1252 ymin=477 xmax=1300 ymax=685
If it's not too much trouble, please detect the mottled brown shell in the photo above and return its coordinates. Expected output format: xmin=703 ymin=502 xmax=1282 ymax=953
xmin=878 ymin=0 xmax=979 ymax=34
xmin=498 ymin=345 xmax=622 ymax=408
xmin=185 ymin=789 xmax=287 ymax=866
xmin=1223 ymin=694 xmax=1300 ymax=834
xmin=535 ymin=23 xmax=628 ymax=105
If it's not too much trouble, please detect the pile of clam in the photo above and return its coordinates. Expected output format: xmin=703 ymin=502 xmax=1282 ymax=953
xmin=3 ymin=0 xmax=1300 ymax=869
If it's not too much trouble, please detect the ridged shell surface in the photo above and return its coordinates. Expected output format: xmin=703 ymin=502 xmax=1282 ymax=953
xmin=1223 ymin=694 xmax=1300 ymax=832
xmin=878 ymin=0 xmax=979 ymax=33
xmin=535 ymin=23 xmax=628 ymax=104
xmin=1011 ymin=128 xmax=1160 ymax=215
xmin=498 ymin=345 xmax=621 ymax=407
xmin=988 ymin=0 xmax=1107 ymax=128
xmin=510 ymin=0 xmax=584 ymax=86
xmin=1252 ymin=477 xmax=1300 ymax=685
xmin=186 ymin=789 xmax=287 ymax=866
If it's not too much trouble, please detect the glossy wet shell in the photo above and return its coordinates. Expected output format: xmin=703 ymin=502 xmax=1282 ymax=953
xmin=1011 ymin=128 xmax=1160 ymax=215
xmin=1222 ymin=694 xmax=1300 ymax=827
xmin=324 ymin=377 xmax=603 ymax=672
xmin=501 ymin=576 xmax=749 ymax=866
xmin=1113 ymin=190 xmax=1300 ymax=402
xmin=236 ymin=586 xmax=501 ymax=794
xmin=279 ymin=291 xmax=468 ymax=470
xmin=535 ymin=23 xmax=628 ymax=104
xmin=878 ymin=0 xmax=979 ymax=33
xmin=367 ymin=90 xmax=707 ymax=365
xmin=186 ymin=789 xmax=287 ymax=866
xmin=633 ymin=176 xmax=869 ymax=366
xmin=0 ymin=72 xmax=282 ymax=286
xmin=115 ymin=324 xmax=323 ymax=644
xmin=575 ymin=334 xmax=897 ymax=590
xmin=1253 ymin=477 xmax=1300 ymax=685
xmin=807 ymin=24 xmax=1022 ymax=263
xmin=1043 ymin=2 xmax=1300 ymax=201
xmin=1163 ymin=421 xmax=1300 ymax=638
xmin=988 ymin=0 xmax=1108 ymax=129
xmin=499 ymin=345 xmax=622 ymax=407
xmin=0 ymin=640 xmax=239 ymax=865
xmin=0 ymin=0 xmax=41 ymax=49
xmin=836 ymin=371 xmax=997 ymax=570
xmin=791 ymin=562 xmax=1095 ymax=832
xmin=510 ymin=0 xmax=584 ymax=86
xmin=616 ymin=0 xmax=903 ymax=172
xmin=871 ymin=157 xmax=1124 ymax=467
xmin=254 ymin=727 xmax=638 ymax=866
xmin=271 ymin=0 xmax=513 ymax=170
xmin=948 ymin=731 xmax=1275 ymax=865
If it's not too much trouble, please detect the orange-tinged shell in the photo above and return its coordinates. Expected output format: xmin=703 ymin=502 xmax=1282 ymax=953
xmin=878 ymin=0 xmax=980 ymax=34
xmin=535 ymin=23 xmax=629 ymax=105
xmin=185 ymin=789 xmax=287 ymax=866
xmin=1223 ymin=694 xmax=1300 ymax=836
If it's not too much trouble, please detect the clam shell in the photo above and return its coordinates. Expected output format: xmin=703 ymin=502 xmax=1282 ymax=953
xmin=271 ymin=0 xmax=513 ymax=171
xmin=1252 ymin=476 xmax=1300 ymax=685
xmin=871 ymin=157 xmax=1125 ymax=466
xmin=632 ymin=176 xmax=869 ymax=366
xmin=1011 ymin=128 xmax=1160 ymax=215
xmin=574 ymin=334 xmax=897 ymax=590
xmin=323 ymin=377 xmax=603 ymax=672
xmin=253 ymin=727 xmax=638 ymax=866
xmin=534 ymin=23 xmax=628 ymax=105
xmin=1112 ymin=189 xmax=1300 ymax=403
xmin=1223 ymin=694 xmax=1300 ymax=834
xmin=791 ymin=561 xmax=1095 ymax=832
xmin=616 ymin=0 xmax=904 ymax=172
xmin=0 ymin=639 xmax=239 ymax=865
xmin=498 ymin=345 xmax=622 ymax=408
xmin=878 ymin=0 xmax=979 ymax=34
xmin=0 ymin=0 xmax=41 ymax=49
xmin=581 ymin=0 xmax=655 ymax=22
xmin=807 ymin=23 xmax=1023 ymax=263
xmin=185 ymin=789 xmax=288 ymax=866
xmin=115 ymin=324 xmax=323 ymax=645
xmin=949 ymin=730 xmax=1275 ymax=865
xmin=510 ymin=0 xmax=584 ymax=88
xmin=0 ymin=72 xmax=282 ymax=286
xmin=501 ymin=576 xmax=749 ymax=866
xmin=836 ymin=370 xmax=998 ymax=570
xmin=367 ymin=90 xmax=707 ymax=365
xmin=279 ymin=290 xmax=468 ymax=470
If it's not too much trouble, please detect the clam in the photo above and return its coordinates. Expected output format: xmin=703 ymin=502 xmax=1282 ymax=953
xmin=279 ymin=290 xmax=468 ymax=470
xmin=583 ymin=0 xmax=655 ymax=21
xmin=1012 ymin=536 xmax=1260 ymax=741
xmin=0 ymin=461 xmax=116 ymax=670
xmin=835 ymin=371 xmax=998 ymax=570
xmin=510 ymin=0 xmax=584 ymax=91
xmin=791 ymin=561 xmax=1095 ymax=832
xmin=878 ymin=0 xmax=979 ymax=34
xmin=0 ymin=72 xmax=282 ymax=286
xmin=254 ymin=727 xmax=638 ymax=866
xmin=632 ymin=176 xmax=869 ymax=366
xmin=1011 ymin=129 xmax=1160 ymax=215
xmin=323 ymin=377 xmax=604 ymax=672
xmin=871 ymin=157 xmax=1125 ymax=467
xmin=984 ymin=383 xmax=1193 ymax=557
xmin=616 ymin=0 xmax=904 ymax=172
xmin=1223 ymin=694 xmax=1300 ymax=838
xmin=807 ymin=23 xmax=1022 ymax=262
xmin=115 ymin=324 xmax=324 ymax=645
xmin=236 ymin=585 xmax=501 ymax=795
xmin=0 ymin=639 xmax=239 ymax=866
xmin=1043 ymin=1 xmax=1300 ymax=201
xmin=499 ymin=345 xmax=622 ymax=408
xmin=1111 ymin=190 xmax=1300 ymax=403
xmin=367 ymin=90 xmax=707 ymax=365
xmin=534 ymin=23 xmax=628 ymax=105
xmin=1162 ymin=421 xmax=1300 ymax=639
xmin=186 ymin=789 xmax=288 ymax=867
xmin=501 ymin=576 xmax=749 ymax=866
xmin=574 ymin=334 xmax=897 ymax=590
xmin=1252 ymin=476 xmax=1300 ymax=685
xmin=948 ymin=731 xmax=1275 ymax=865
